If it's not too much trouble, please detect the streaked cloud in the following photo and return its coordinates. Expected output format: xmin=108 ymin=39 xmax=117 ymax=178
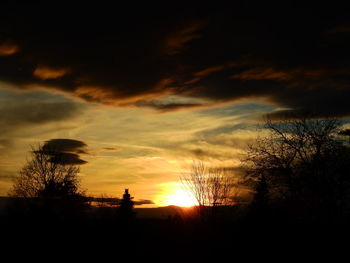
xmin=0 ymin=87 xmax=83 ymax=135
xmin=232 ymin=67 xmax=292 ymax=81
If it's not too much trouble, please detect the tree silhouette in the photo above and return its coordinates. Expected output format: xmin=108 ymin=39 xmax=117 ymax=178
xmin=243 ymin=114 xmax=350 ymax=221
xmin=181 ymin=160 xmax=236 ymax=218
xmin=10 ymin=144 xmax=83 ymax=198
xmin=251 ymin=175 xmax=269 ymax=212
xmin=119 ymin=189 xmax=134 ymax=220
xmin=9 ymin=143 xmax=88 ymax=217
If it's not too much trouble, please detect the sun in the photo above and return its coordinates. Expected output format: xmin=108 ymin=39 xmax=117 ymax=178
xmin=165 ymin=188 xmax=197 ymax=207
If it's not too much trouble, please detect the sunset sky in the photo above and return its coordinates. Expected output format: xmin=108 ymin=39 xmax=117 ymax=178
xmin=1 ymin=3 xmax=349 ymax=206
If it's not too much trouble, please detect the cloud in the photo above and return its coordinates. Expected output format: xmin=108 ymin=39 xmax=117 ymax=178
xmin=189 ymin=148 xmax=226 ymax=160
xmin=74 ymin=86 xmax=118 ymax=104
xmin=88 ymin=197 xmax=154 ymax=206
xmin=0 ymin=41 xmax=19 ymax=56
xmin=188 ymin=64 xmax=350 ymax=117
xmin=164 ymin=21 xmax=205 ymax=55
xmin=0 ymin=171 xmax=16 ymax=180
xmin=102 ymin=147 xmax=120 ymax=152
xmin=0 ymin=89 xmax=83 ymax=135
xmin=194 ymin=65 xmax=230 ymax=77
xmin=33 ymin=66 xmax=71 ymax=80
xmin=135 ymin=100 xmax=205 ymax=112
xmin=0 ymin=85 xmax=85 ymax=134
xmin=133 ymin=94 xmax=212 ymax=111
xmin=232 ymin=67 xmax=292 ymax=81
xmin=0 ymin=139 xmax=11 ymax=150
xmin=0 ymin=4 xmax=349 ymax=117
xmin=74 ymin=77 xmax=175 ymax=106
xmin=0 ymin=101 xmax=81 ymax=128
xmin=40 ymin=138 xmax=88 ymax=165
xmin=43 ymin=139 xmax=88 ymax=153
xmin=134 ymin=199 xmax=155 ymax=205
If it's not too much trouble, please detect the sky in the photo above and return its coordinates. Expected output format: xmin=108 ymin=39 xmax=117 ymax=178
xmin=0 ymin=3 xmax=349 ymax=206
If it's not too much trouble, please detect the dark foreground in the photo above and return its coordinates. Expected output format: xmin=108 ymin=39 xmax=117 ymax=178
xmin=1 ymin=203 xmax=350 ymax=260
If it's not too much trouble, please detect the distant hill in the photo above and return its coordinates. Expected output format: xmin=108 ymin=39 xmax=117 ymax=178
xmin=134 ymin=205 xmax=195 ymax=219
xmin=0 ymin=196 xmax=196 ymax=219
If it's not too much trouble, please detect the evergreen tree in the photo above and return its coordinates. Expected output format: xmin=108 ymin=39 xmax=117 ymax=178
xmin=252 ymin=175 xmax=269 ymax=212
xmin=119 ymin=189 xmax=134 ymax=220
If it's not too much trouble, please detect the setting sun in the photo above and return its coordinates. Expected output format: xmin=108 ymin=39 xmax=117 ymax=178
xmin=165 ymin=188 xmax=197 ymax=207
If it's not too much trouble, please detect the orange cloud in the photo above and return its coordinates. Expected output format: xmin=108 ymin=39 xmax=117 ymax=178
xmin=75 ymin=78 xmax=174 ymax=105
xmin=194 ymin=65 xmax=227 ymax=77
xmin=0 ymin=42 xmax=19 ymax=56
xmin=33 ymin=66 xmax=71 ymax=80
xmin=74 ymin=86 xmax=116 ymax=104
xmin=231 ymin=67 xmax=329 ymax=84
xmin=102 ymin=147 xmax=120 ymax=152
xmin=232 ymin=67 xmax=291 ymax=81
xmin=193 ymin=61 xmax=247 ymax=78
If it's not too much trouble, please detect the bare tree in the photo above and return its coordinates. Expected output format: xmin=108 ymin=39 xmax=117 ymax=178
xmin=243 ymin=113 xmax=350 ymax=220
xmin=245 ymin=115 xmax=342 ymax=192
xmin=207 ymin=167 xmax=235 ymax=207
xmin=10 ymin=143 xmax=84 ymax=199
xmin=181 ymin=160 xmax=236 ymax=210
xmin=181 ymin=160 xmax=207 ymax=207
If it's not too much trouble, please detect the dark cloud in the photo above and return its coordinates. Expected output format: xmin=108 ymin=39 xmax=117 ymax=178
xmin=198 ymin=103 xmax=276 ymax=118
xmin=40 ymin=139 xmax=88 ymax=165
xmin=190 ymin=148 xmax=223 ymax=160
xmin=43 ymin=139 xmax=88 ymax=154
xmin=0 ymin=89 xmax=83 ymax=135
xmin=134 ymin=199 xmax=155 ymax=206
xmin=164 ymin=21 xmax=206 ymax=55
xmin=0 ymin=3 xmax=349 ymax=116
xmin=89 ymin=197 xmax=154 ymax=206
xmin=134 ymin=99 xmax=204 ymax=111
xmin=197 ymin=123 xmax=249 ymax=137
xmin=0 ymin=101 xmax=81 ymax=132
xmin=188 ymin=147 xmax=240 ymax=161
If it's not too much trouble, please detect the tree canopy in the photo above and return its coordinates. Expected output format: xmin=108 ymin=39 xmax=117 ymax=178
xmin=10 ymin=143 xmax=85 ymax=200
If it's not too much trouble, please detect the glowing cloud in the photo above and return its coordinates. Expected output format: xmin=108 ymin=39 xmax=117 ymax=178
xmin=0 ymin=42 xmax=19 ymax=56
xmin=34 ymin=66 xmax=70 ymax=80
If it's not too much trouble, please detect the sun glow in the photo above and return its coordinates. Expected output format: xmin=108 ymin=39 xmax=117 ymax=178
xmin=165 ymin=187 xmax=197 ymax=207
